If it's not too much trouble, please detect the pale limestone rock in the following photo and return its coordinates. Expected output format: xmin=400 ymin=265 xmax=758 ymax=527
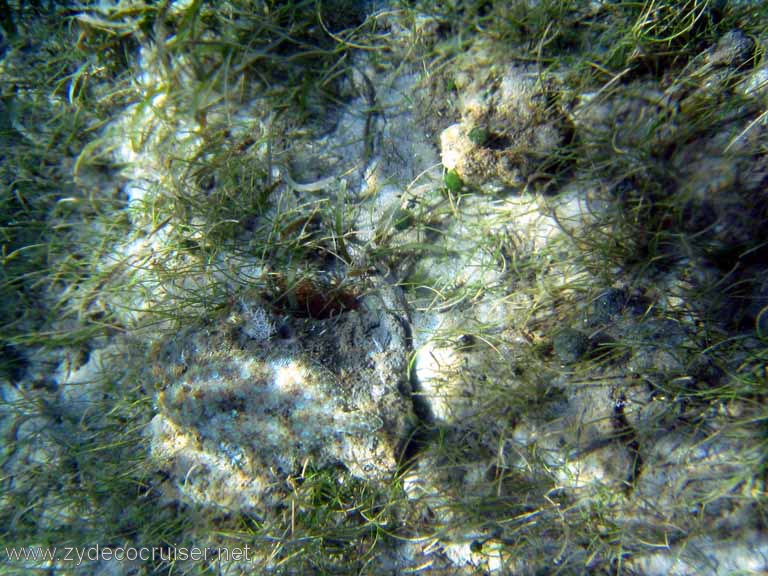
xmin=148 ymin=287 xmax=415 ymax=511
xmin=438 ymin=64 xmax=569 ymax=190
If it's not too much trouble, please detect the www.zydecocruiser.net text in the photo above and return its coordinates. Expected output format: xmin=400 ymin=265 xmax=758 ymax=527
xmin=4 ymin=544 xmax=253 ymax=566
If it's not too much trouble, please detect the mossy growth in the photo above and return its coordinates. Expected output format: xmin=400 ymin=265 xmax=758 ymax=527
xmin=467 ymin=125 xmax=490 ymax=147
xmin=444 ymin=169 xmax=463 ymax=193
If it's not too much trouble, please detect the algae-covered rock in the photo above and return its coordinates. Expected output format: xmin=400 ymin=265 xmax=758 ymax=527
xmin=584 ymin=287 xmax=629 ymax=327
xmin=148 ymin=287 xmax=415 ymax=511
xmin=439 ymin=62 xmax=571 ymax=191
xmin=552 ymin=328 xmax=590 ymax=365
xmin=708 ymin=29 xmax=755 ymax=68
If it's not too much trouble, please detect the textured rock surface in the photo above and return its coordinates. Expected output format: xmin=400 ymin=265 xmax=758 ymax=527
xmin=439 ymin=59 xmax=571 ymax=191
xmin=148 ymin=286 xmax=415 ymax=510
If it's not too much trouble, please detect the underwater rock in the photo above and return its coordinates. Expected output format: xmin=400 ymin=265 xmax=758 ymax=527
xmin=586 ymin=288 xmax=628 ymax=325
xmin=439 ymin=64 xmax=570 ymax=190
xmin=552 ymin=328 xmax=590 ymax=365
xmin=708 ymin=29 xmax=755 ymax=68
xmin=148 ymin=286 xmax=414 ymax=511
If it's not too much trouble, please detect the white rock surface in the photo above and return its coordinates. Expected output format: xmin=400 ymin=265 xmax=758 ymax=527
xmin=148 ymin=288 xmax=415 ymax=510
